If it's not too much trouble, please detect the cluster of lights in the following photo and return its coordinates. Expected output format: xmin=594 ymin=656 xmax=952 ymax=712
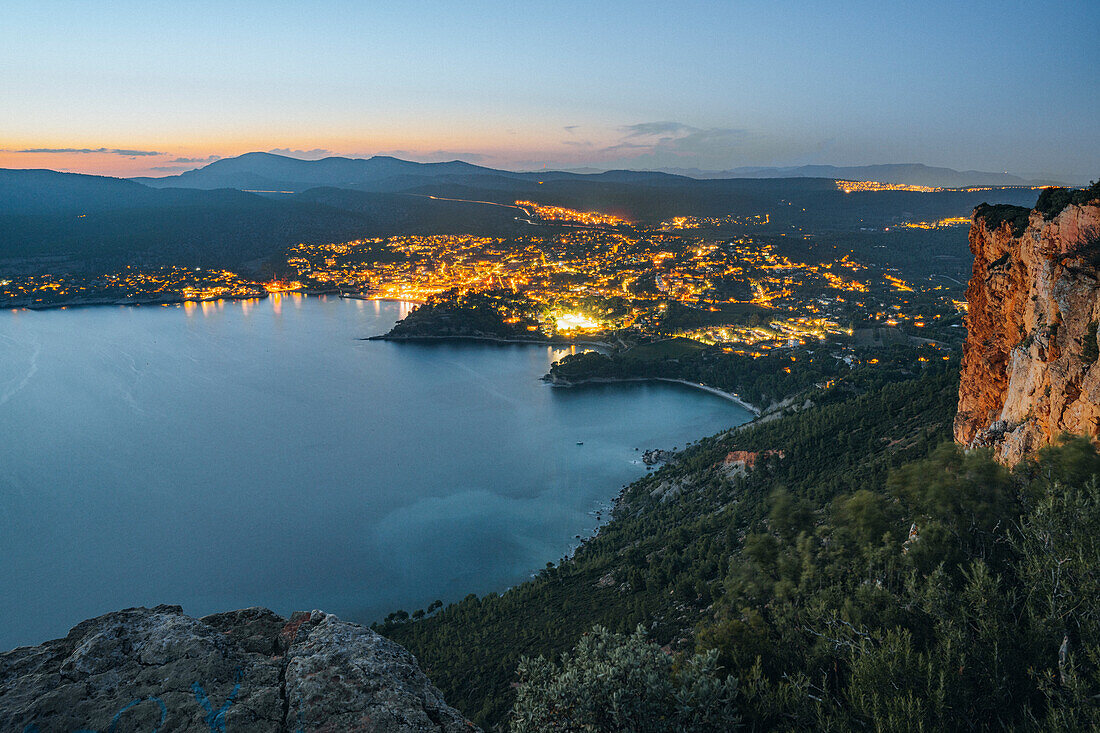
xmin=837 ymin=180 xmax=943 ymax=194
xmin=554 ymin=312 xmax=601 ymax=332
xmin=514 ymin=200 xmax=628 ymax=227
xmin=4 ymin=194 xmax=969 ymax=371
xmin=889 ymin=216 xmax=971 ymax=230
xmin=2 ymin=267 xmax=265 ymax=307
xmin=884 ymin=274 xmax=915 ymax=292
xmin=660 ymin=213 xmax=769 ymax=230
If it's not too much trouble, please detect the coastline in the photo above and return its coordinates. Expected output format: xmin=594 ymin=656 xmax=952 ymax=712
xmin=545 ymin=375 xmax=762 ymax=415
xmin=340 ymin=294 xmax=427 ymax=305
xmin=7 ymin=292 xmax=270 ymax=312
xmin=9 ymin=290 xmax=422 ymax=312
xmin=364 ymin=333 xmax=614 ymax=349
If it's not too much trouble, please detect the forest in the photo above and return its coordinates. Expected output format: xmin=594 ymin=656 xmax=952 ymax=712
xmin=548 ymin=340 xmax=947 ymax=410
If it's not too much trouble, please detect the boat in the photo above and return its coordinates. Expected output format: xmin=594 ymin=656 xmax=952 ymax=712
xmin=576 ymin=441 xmax=584 ymax=445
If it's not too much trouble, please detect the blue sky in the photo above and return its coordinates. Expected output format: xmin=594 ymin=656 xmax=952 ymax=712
xmin=1 ymin=0 xmax=1097 ymax=179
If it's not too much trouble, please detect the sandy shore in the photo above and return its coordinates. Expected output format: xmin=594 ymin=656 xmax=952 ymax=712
xmin=545 ymin=375 xmax=761 ymax=415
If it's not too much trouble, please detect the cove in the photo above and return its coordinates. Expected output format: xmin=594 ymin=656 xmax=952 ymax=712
xmin=0 ymin=295 xmax=751 ymax=649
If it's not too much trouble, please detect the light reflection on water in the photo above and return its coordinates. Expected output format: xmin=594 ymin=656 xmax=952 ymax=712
xmin=0 ymin=296 xmax=749 ymax=649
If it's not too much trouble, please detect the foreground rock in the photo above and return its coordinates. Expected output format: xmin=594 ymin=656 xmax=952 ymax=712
xmin=955 ymin=184 xmax=1100 ymax=463
xmin=0 ymin=605 xmax=476 ymax=732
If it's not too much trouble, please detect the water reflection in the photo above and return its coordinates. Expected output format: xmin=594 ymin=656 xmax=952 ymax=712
xmin=0 ymin=297 xmax=748 ymax=649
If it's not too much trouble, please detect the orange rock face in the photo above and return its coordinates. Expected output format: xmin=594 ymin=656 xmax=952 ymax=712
xmin=955 ymin=197 xmax=1100 ymax=463
xmin=722 ymin=449 xmax=785 ymax=470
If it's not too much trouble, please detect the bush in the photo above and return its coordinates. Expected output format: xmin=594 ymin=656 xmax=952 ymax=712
xmin=1082 ymin=320 xmax=1098 ymax=364
xmin=1036 ymin=180 xmax=1100 ymax=220
xmin=511 ymin=625 xmax=740 ymax=732
xmin=974 ymin=203 xmax=1030 ymax=236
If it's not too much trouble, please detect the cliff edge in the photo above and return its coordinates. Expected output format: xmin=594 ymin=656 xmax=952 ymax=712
xmin=955 ymin=183 xmax=1100 ymax=463
xmin=0 ymin=605 xmax=476 ymax=732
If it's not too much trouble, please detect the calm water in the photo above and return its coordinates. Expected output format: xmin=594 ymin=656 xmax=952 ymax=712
xmin=0 ymin=296 xmax=750 ymax=649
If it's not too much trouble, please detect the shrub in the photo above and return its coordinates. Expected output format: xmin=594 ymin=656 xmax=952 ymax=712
xmin=511 ymin=625 xmax=740 ymax=732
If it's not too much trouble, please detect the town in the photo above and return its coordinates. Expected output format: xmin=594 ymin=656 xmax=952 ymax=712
xmin=4 ymin=199 xmax=969 ymax=364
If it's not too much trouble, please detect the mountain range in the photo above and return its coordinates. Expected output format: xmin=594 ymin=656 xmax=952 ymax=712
xmin=0 ymin=154 xmax=1045 ymax=273
xmin=136 ymin=154 xmax=1070 ymax=192
xmin=649 ymin=163 xmax=1075 ymax=188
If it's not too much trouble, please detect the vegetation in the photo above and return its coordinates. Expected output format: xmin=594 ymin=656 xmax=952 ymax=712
xmin=549 ymin=340 xmax=948 ymax=409
xmin=512 ymin=625 xmax=739 ymax=732
xmin=976 ymin=181 xmax=1099 ymax=238
xmin=618 ymin=336 xmax=709 ymax=360
xmin=383 ymin=290 xmax=544 ymax=340
xmin=655 ymin=301 xmax=765 ymax=333
xmin=378 ymin=352 xmax=1100 ymax=730
xmin=1083 ymin=320 xmax=1099 ymax=365
xmin=380 ymin=362 xmax=962 ymax=726
xmin=1036 ymin=180 xmax=1100 ymax=220
xmin=763 ymin=226 xmax=975 ymax=282
xmin=974 ymin=203 xmax=1031 ymax=236
xmin=697 ymin=436 xmax=1100 ymax=730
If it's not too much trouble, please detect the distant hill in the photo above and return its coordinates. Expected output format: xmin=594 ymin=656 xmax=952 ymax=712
xmin=131 ymin=152 xmax=531 ymax=193
xmin=133 ymin=152 xmax=1073 ymax=195
xmin=0 ymin=168 xmax=159 ymax=214
xmin=652 ymin=163 xmax=1072 ymax=188
xmin=130 ymin=152 xmax=708 ymax=194
xmin=0 ymin=169 xmax=419 ymax=270
xmin=0 ymin=163 xmax=1044 ymax=274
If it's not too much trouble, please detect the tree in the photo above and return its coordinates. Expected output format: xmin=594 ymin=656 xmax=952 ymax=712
xmin=511 ymin=625 xmax=739 ymax=732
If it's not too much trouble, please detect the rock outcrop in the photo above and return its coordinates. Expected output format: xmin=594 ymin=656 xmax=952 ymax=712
xmin=955 ymin=184 xmax=1100 ymax=463
xmin=0 ymin=605 xmax=476 ymax=732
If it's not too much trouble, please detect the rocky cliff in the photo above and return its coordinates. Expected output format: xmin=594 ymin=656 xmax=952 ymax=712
xmin=0 ymin=605 xmax=476 ymax=732
xmin=955 ymin=184 xmax=1100 ymax=463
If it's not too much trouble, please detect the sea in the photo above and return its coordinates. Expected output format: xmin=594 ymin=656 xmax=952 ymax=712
xmin=0 ymin=295 xmax=751 ymax=649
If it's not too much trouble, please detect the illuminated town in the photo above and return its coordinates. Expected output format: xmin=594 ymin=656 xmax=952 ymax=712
xmin=889 ymin=216 xmax=972 ymax=230
xmin=514 ymin=200 xmax=629 ymax=227
xmin=836 ymin=180 xmax=944 ymax=193
xmin=659 ymin=214 xmax=770 ymax=230
xmin=0 ymin=266 xmax=266 ymax=308
xmin=2 ymin=199 xmax=969 ymax=367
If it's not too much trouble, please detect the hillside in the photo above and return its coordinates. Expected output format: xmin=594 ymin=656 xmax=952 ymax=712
xmin=0 ymin=171 xmax=523 ymax=271
xmin=380 ymin=354 xmax=1100 ymax=731
xmin=381 ymin=364 xmax=960 ymax=725
xmin=1 ymin=162 xmax=1041 ymax=277
xmin=128 ymin=152 xmax=1044 ymax=227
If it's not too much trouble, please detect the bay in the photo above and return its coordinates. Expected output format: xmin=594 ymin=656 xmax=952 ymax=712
xmin=0 ymin=295 xmax=750 ymax=649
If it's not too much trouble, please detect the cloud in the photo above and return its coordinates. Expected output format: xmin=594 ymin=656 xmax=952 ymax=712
xmin=598 ymin=122 xmax=749 ymax=166
xmin=169 ymin=155 xmax=221 ymax=164
xmin=619 ymin=121 xmax=697 ymax=139
xmin=374 ymin=149 xmax=489 ymax=163
xmin=563 ymin=125 xmax=579 ymax=133
xmin=267 ymin=148 xmax=334 ymax=159
xmin=148 ymin=165 xmax=198 ymax=172
xmin=15 ymin=147 xmax=164 ymax=156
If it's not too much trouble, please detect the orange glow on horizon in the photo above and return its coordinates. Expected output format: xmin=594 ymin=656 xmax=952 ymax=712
xmin=0 ymin=124 xmax=654 ymax=178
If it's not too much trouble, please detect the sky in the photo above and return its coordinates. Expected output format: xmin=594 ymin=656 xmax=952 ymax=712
xmin=1 ymin=0 xmax=1097 ymax=180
